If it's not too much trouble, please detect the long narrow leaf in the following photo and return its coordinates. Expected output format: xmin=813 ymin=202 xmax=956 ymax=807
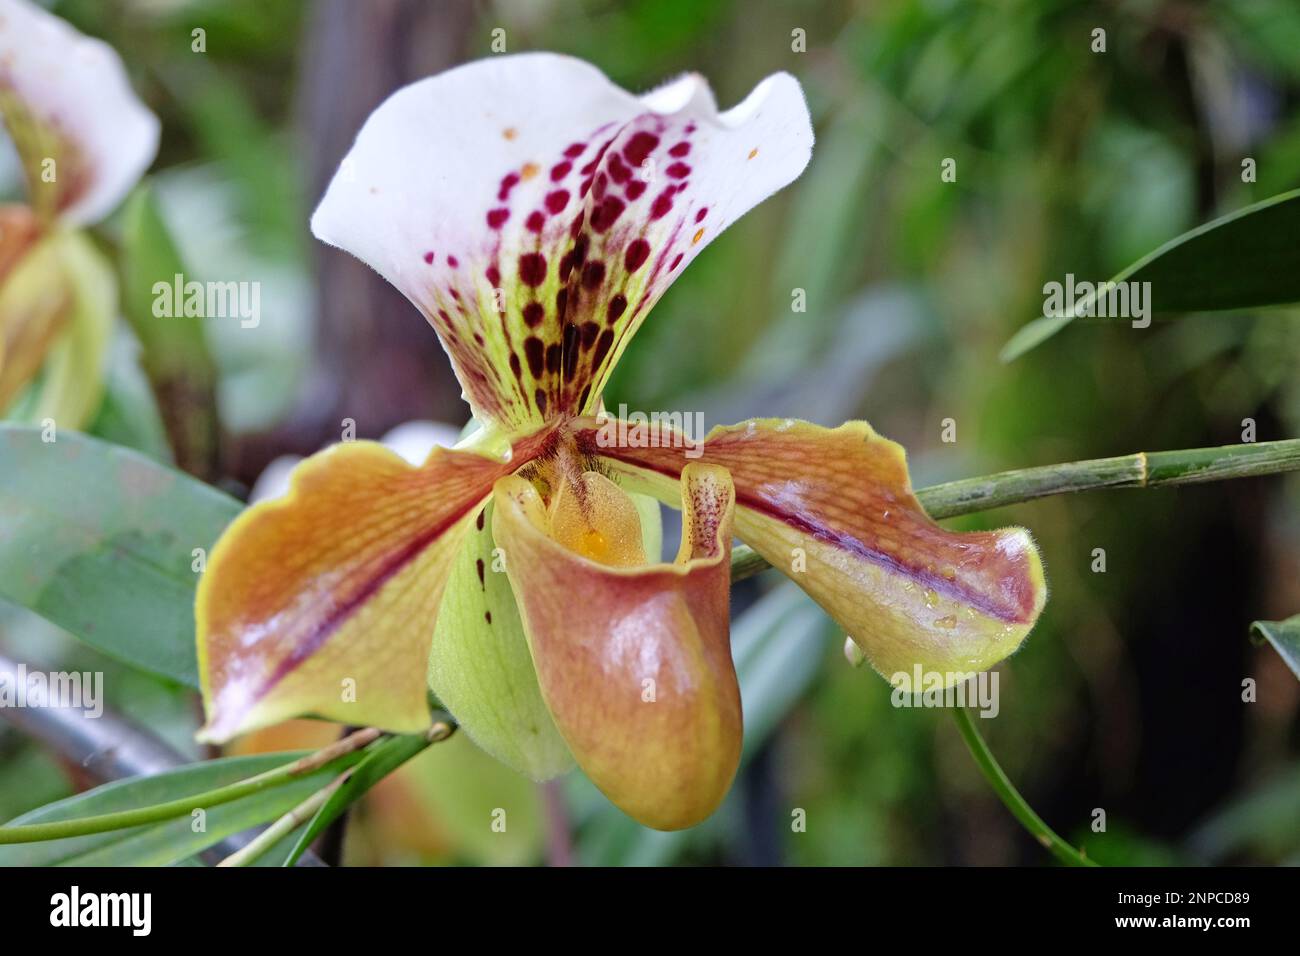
xmin=1002 ymin=189 xmax=1300 ymax=360
xmin=0 ymin=752 xmax=323 ymax=866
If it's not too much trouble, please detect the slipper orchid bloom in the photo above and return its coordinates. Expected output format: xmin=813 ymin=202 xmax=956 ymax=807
xmin=0 ymin=0 xmax=158 ymax=423
xmin=196 ymin=54 xmax=1046 ymax=830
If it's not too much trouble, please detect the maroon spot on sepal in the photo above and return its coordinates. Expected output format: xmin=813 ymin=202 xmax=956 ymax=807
xmin=523 ymin=302 xmax=545 ymax=327
xmin=524 ymin=337 xmax=545 ymax=377
xmin=545 ymin=343 xmax=562 ymax=374
xmin=669 ymin=142 xmax=691 ymax=157
xmin=486 ymin=264 xmax=500 ymax=285
xmin=623 ymin=131 xmax=660 ymax=167
xmin=580 ymin=321 xmax=600 ymax=348
xmin=671 ymin=253 xmax=684 ymax=270
xmin=484 ymin=611 xmax=493 ymax=624
xmin=550 ymin=161 xmax=572 ymax=181
xmin=591 ymin=196 xmax=626 ymax=232
xmin=487 ymin=208 xmax=510 ymax=229
xmin=526 ymin=210 xmax=545 ymax=233
xmin=564 ymin=142 xmax=586 ymax=159
xmin=476 ymin=558 xmax=486 ymax=587
xmin=608 ymin=154 xmax=631 ymax=183
xmin=592 ymin=328 xmax=615 ymax=368
xmin=509 ymin=352 xmax=522 ymax=380
xmin=582 ymin=260 xmax=606 ymax=290
xmin=519 ymin=253 xmax=547 ymax=286
xmin=498 ymin=172 xmax=520 ymax=201
xmin=624 ymin=239 xmax=650 ymax=272
xmin=695 ymin=207 xmax=708 ymax=223
xmin=476 ymin=510 xmax=486 ymax=531
xmin=561 ymin=244 xmax=586 ymax=283
xmin=556 ymin=288 xmax=569 ymax=319
xmin=607 ymin=294 xmax=627 ymax=323
xmin=423 ymin=251 xmax=435 ymax=264
xmin=666 ymin=162 xmax=691 ymax=179
xmin=545 ymin=189 xmax=570 ymax=214
xmin=626 ymin=179 xmax=647 ymax=201
xmin=562 ymin=323 xmax=581 ymax=378
xmin=535 ymin=389 xmax=548 ymax=415
xmin=650 ymin=190 xmax=673 ymax=220
xmin=447 ymin=255 xmax=459 ymax=268
xmin=593 ymin=173 xmax=608 ymax=200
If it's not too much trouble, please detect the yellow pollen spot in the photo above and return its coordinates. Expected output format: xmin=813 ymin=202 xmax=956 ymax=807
xmin=521 ymin=162 xmax=540 ymax=181
xmin=503 ymin=127 xmax=518 ymax=140
xmin=692 ymin=228 xmax=704 ymax=244
xmin=747 ymin=147 xmax=759 ymax=159
xmin=577 ymin=528 xmax=611 ymax=561
xmin=548 ymin=471 xmax=646 ymax=567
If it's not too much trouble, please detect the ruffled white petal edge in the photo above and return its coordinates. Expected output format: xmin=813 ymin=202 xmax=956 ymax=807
xmin=309 ymin=53 xmax=812 ymax=427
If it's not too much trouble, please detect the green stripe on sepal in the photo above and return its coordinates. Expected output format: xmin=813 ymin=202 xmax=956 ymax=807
xmin=427 ymin=498 xmax=573 ymax=780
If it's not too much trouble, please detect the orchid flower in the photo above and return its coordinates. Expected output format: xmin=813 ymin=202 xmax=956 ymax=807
xmin=196 ymin=53 xmax=1046 ymax=830
xmin=0 ymin=0 xmax=158 ymax=423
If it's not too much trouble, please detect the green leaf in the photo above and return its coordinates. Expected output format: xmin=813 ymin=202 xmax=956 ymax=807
xmin=1187 ymin=765 xmax=1300 ymax=863
xmin=246 ymin=820 xmax=313 ymax=867
xmin=0 ymin=425 xmax=240 ymax=687
xmin=283 ymin=731 xmax=434 ymax=866
xmin=119 ymin=185 xmax=220 ymax=477
xmin=0 ymin=751 xmax=337 ymax=866
xmin=1002 ymin=188 xmax=1300 ymax=361
xmin=1251 ymin=614 xmax=1300 ymax=680
xmin=86 ymin=332 xmax=174 ymax=464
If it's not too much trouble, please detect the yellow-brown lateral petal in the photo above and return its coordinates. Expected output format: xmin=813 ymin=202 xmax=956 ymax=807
xmin=196 ymin=426 xmax=557 ymax=742
xmin=492 ymin=462 xmax=740 ymax=830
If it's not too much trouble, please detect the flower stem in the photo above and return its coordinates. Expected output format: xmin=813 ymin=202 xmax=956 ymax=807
xmin=217 ymin=770 xmax=354 ymax=867
xmin=730 ymin=438 xmax=1300 ymax=581
xmin=0 ymin=727 xmax=382 ymax=845
xmin=950 ymin=707 xmax=1097 ymax=867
